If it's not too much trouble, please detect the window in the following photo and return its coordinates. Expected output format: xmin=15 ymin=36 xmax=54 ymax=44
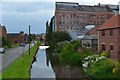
xmin=101 ymin=44 xmax=105 ymax=51
xmin=63 ymin=14 xmax=65 ymax=17
xmin=59 ymin=21 xmax=61 ymax=24
xmin=110 ymin=45 xmax=113 ymax=51
xmin=59 ymin=14 xmax=61 ymax=17
xmin=73 ymin=14 xmax=75 ymax=18
xmin=70 ymin=14 xmax=72 ymax=17
xmin=101 ymin=30 xmax=105 ymax=36
xmin=110 ymin=29 xmax=113 ymax=36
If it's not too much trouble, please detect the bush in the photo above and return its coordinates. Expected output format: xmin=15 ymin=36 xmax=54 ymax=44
xmin=85 ymin=59 xmax=118 ymax=78
xmin=100 ymin=51 xmax=110 ymax=57
xmin=59 ymin=40 xmax=92 ymax=67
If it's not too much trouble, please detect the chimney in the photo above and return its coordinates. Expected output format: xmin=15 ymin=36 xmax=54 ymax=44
xmin=98 ymin=3 xmax=100 ymax=6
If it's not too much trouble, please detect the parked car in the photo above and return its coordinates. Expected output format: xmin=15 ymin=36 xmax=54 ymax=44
xmin=20 ymin=43 xmax=25 ymax=47
xmin=0 ymin=48 xmax=5 ymax=54
xmin=20 ymin=43 xmax=24 ymax=46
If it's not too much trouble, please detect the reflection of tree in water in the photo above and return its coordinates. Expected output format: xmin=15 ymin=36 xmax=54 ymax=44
xmin=45 ymin=48 xmax=85 ymax=79
xmin=46 ymin=48 xmax=60 ymax=73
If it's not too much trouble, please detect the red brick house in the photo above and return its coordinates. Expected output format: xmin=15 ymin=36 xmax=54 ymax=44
xmin=98 ymin=14 xmax=120 ymax=60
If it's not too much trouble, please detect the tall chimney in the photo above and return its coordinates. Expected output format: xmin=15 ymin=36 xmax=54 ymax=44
xmin=98 ymin=3 xmax=100 ymax=6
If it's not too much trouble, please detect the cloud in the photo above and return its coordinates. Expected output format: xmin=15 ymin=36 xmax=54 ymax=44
xmin=2 ymin=2 xmax=54 ymax=13
xmin=1 ymin=2 xmax=54 ymax=33
xmin=2 ymin=0 xmax=119 ymax=5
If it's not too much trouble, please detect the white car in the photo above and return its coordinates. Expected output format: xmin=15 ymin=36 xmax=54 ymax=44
xmin=0 ymin=48 xmax=5 ymax=54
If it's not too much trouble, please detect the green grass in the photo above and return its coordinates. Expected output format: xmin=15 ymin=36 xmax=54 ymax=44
xmin=1 ymin=42 xmax=40 ymax=78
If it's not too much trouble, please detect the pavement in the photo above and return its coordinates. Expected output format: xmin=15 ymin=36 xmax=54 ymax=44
xmin=0 ymin=43 xmax=35 ymax=72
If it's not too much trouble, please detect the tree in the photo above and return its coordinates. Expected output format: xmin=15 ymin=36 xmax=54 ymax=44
xmin=45 ymin=21 xmax=52 ymax=43
xmin=2 ymin=37 xmax=12 ymax=47
xmin=45 ymin=16 xmax=54 ymax=43
xmin=49 ymin=31 xmax=71 ymax=49
xmin=30 ymin=34 xmax=36 ymax=41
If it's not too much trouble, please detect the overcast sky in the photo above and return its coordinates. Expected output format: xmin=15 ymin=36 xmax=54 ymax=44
xmin=1 ymin=0 xmax=120 ymax=34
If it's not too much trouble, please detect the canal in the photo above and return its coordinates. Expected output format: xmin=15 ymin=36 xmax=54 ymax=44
xmin=31 ymin=46 xmax=85 ymax=79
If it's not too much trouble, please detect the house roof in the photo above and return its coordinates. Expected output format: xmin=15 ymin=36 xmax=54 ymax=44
xmin=81 ymin=35 xmax=98 ymax=40
xmin=98 ymin=14 xmax=120 ymax=30
xmin=56 ymin=2 xmax=113 ymax=12
xmin=77 ymin=25 xmax=95 ymax=36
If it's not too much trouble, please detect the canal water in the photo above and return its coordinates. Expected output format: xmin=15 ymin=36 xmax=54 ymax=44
xmin=31 ymin=46 xmax=85 ymax=79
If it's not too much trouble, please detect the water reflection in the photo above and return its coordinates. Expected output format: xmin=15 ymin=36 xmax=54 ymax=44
xmin=31 ymin=47 xmax=85 ymax=79
xmin=31 ymin=47 xmax=55 ymax=79
xmin=46 ymin=48 xmax=85 ymax=79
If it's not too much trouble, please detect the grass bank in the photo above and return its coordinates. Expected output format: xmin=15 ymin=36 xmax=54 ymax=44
xmin=2 ymin=42 xmax=40 ymax=79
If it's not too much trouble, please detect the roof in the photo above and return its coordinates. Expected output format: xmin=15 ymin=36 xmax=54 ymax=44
xmin=77 ymin=35 xmax=85 ymax=39
xmin=7 ymin=33 xmax=20 ymax=36
xmin=56 ymin=2 xmax=79 ymax=11
xmin=98 ymin=14 xmax=120 ymax=30
xmin=69 ymin=31 xmax=77 ymax=40
xmin=56 ymin=2 xmax=113 ymax=12
xmin=100 ymin=4 xmax=119 ymax=10
xmin=77 ymin=25 xmax=95 ymax=36
xmin=81 ymin=35 xmax=98 ymax=40
xmin=0 ymin=25 xmax=7 ymax=32
xmin=88 ymin=26 xmax=98 ymax=35
xmin=0 ymin=25 xmax=6 ymax=29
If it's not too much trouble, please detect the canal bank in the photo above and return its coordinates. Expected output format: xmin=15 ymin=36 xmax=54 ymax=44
xmin=2 ymin=42 xmax=40 ymax=78
xmin=30 ymin=45 xmax=85 ymax=79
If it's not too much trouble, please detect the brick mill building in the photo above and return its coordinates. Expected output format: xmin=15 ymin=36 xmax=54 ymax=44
xmin=54 ymin=2 xmax=114 ymax=32
xmin=98 ymin=14 xmax=120 ymax=60
xmin=7 ymin=31 xmax=25 ymax=44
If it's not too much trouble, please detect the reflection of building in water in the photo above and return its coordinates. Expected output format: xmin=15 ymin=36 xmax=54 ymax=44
xmin=55 ymin=66 xmax=85 ymax=79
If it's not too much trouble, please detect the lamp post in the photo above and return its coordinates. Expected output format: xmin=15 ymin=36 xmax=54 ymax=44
xmin=29 ymin=25 xmax=30 ymax=55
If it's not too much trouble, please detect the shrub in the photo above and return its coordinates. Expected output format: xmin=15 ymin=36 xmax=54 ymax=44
xmin=100 ymin=51 xmax=110 ymax=57
xmin=82 ymin=55 xmax=106 ymax=71
xmin=85 ymin=59 xmax=117 ymax=78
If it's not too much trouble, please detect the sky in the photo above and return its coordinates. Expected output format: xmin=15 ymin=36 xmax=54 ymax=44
xmin=0 ymin=0 xmax=120 ymax=34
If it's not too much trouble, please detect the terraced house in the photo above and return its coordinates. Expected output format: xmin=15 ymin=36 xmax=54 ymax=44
xmin=98 ymin=14 xmax=120 ymax=60
xmin=54 ymin=2 xmax=114 ymax=32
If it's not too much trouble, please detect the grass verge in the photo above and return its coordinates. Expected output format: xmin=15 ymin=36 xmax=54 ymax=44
xmin=1 ymin=42 xmax=40 ymax=79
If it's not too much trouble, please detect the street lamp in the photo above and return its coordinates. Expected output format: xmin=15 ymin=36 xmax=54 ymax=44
xmin=29 ymin=25 xmax=30 ymax=55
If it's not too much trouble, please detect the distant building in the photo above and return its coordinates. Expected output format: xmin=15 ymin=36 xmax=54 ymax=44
xmin=0 ymin=24 xmax=7 ymax=38
xmin=7 ymin=31 xmax=25 ymax=44
xmin=55 ymin=2 xmax=114 ymax=32
xmin=36 ymin=33 xmax=45 ymax=41
xmin=98 ymin=14 xmax=120 ymax=60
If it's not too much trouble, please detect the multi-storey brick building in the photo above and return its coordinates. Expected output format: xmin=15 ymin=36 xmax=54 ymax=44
xmin=55 ymin=2 xmax=114 ymax=32
xmin=98 ymin=14 xmax=120 ymax=60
